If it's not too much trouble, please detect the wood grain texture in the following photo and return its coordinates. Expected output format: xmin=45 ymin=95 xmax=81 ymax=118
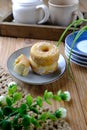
xmin=0 ymin=1 xmax=87 ymax=130
xmin=0 ymin=37 xmax=87 ymax=130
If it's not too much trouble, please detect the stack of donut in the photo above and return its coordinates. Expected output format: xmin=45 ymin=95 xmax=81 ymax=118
xmin=29 ymin=42 xmax=59 ymax=75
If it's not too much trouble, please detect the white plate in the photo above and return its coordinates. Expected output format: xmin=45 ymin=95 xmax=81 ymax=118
xmin=7 ymin=47 xmax=66 ymax=85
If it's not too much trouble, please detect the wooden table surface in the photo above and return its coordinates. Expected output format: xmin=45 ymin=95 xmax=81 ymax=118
xmin=0 ymin=1 xmax=87 ymax=130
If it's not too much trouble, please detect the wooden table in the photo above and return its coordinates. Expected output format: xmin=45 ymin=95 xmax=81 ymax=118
xmin=0 ymin=37 xmax=87 ymax=130
xmin=0 ymin=0 xmax=87 ymax=130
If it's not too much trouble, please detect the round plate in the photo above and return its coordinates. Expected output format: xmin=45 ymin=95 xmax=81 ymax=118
xmin=65 ymin=49 xmax=87 ymax=64
xmin=70 ymin=58 xmax=87 ymax=68
xmin=7 ymin=47 xmax=66 ymax=85
xmin=65 ymin=46 xmax=87 ymax=60
xmin=65 ymin=50 xmax=87 ymax=67
xmin=65 ymin=31 xmax=87 ymax=56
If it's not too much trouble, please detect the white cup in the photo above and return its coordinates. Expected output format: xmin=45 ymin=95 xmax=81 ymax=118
xmin=48 ymin=0 xmax=83 ymax=26
xmin=12 ymin=0 xmax=49 ymax=24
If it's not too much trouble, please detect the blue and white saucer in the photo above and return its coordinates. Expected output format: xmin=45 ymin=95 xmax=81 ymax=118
xmin=65 ymin=31 xmax=87 ymax=57
xmin=65 ymin=46 xmax=87 ymax=60
xmin=65 ymin=49 xmax=87 ymax=65
xmin=65 ymin=31 xmax=87 ymax=67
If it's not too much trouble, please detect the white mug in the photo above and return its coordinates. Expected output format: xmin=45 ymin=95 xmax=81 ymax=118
xmin=48 ymin=0 xmax=83 ymax=26
xmin=12 ymin=0 xmax=49 ymax=24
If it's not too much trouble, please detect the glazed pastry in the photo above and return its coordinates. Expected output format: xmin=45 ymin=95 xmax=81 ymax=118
xmin=29 ymin=42 xmax=59 ymax=75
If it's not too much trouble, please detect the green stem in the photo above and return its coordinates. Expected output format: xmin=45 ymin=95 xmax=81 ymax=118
xmin=67 ymin=26 xmax=87 ymax=78
xmin=0 ymin=110 xmax=18 ymax=125
xmin=56 ymin=18 xmax=87 ymax=79
xmin=56 ymin=19 xmax=84 ymax=47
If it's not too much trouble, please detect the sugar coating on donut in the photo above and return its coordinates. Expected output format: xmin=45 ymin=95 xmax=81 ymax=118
xmin=30 ymin=42 xmax=59 ymax=66
xmin=29 ymin=42 xmax=59 ymax=75
xmin=29 ymin=56 xmax=58 ymax=75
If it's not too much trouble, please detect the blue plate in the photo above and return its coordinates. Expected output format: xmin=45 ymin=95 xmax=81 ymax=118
xmin=65 ymin=46 xmax=87 ymax=60
xmin=65 ymin=49 xmax=87 ymax=64
xmin=65 ymin=50 xmax=87 ymax=67
xmin=65 ymin=31 xmax=87 ymax=56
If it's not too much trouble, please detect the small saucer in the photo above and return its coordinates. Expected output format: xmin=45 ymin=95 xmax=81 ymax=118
xmin=65 ymin=31 xmax=87 ymax=56
xmin=65 ymin=49 xmax=87 ymax=64
xmin=65 ymin=46 xmax=87 ymax=60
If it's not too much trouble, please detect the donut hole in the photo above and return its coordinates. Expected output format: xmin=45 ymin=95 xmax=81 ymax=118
xmin=41 ymin=46 xmax=49 ymax=52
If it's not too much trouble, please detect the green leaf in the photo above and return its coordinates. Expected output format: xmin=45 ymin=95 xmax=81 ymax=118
xmin=60 ymin=93 xmax=67 ymax=101
xmin=6 ymin=96 xmax=12 ymax=106
xmin=13 ymin=92 xmax=22 ymax=103
xmin=8 ymin=84 xmax=17 ymax=95
xmin=38 ymin=112 xmax=57 ymax=121
xmin=44 ymin=90 xmax=53 ymax=104
xmin=3 ymin=106 xmax=13 ymax=116
xmin=18 ymin=103 xmax=27 ymax=116
xmin=38 ymin=112 xmax=48 ymax=121
xmin=48 ymin=112 xmax=57 ymax=120
xmin=26 ymin=94 xmax=33 ymax=107
xmin=54 ymin=109 xmax=61 ymax=118
xmin=29 ymin=106 xmax=39 ymax=114
xmin=13 ymin=125 xmax=22 ymax=130
xmin=0 ymin=102 xmax=2 ymax=106
xmin=0 ymin=108 xmax=3 ymax=119
xmin=22 ymin=115 xmax=31 ymax=127
xmin=58 ymin=90 xmax=68 ymax=101
xmin=53 ymin=95 xmax=61 ymax=101
xmin=2 ymin=120 xmax=12 ymax=130
xmin=31 ymin=117 xmax=40 ymax=127
xmin=12 ymin=115 xmax=22 ymax=130
xmin=36 ymin=96 xmax=43 ymax=107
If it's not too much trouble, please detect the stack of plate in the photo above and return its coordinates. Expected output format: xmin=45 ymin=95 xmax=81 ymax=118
xmin=65 ymin=31 xmax=87 ymax=67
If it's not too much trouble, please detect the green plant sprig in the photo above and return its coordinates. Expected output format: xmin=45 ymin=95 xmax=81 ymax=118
xmin=0 ymin=82 xmax=71 ymax=130
xmin=56 ymin=18 xmax=87 ymax=78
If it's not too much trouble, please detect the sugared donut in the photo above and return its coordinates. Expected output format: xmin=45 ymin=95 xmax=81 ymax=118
xmin=29 ymin=42 xmax=59 ymax=75
xmin=29 ymin=56 xmax=58 ymax=75
xmin=30 ymin=42 xmax=59 ymax=66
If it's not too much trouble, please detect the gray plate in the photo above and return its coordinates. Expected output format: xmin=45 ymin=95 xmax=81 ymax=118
xmin=7 ymin=47 xmax=66 ymax=85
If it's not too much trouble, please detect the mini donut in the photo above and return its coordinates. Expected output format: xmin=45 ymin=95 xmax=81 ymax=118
xmin=29 ymin=42 xmax=59 ymax=75
xmin=29 ymin=56 xmax=58 ymax=75
xmin=30 ymin=42 xmax=59 ymax=66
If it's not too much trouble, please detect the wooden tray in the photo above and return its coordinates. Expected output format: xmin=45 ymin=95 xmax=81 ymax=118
xmin=0 ymin=0 xmax=87 ymax=41
xmin=1 ymin=11 xmax=87 ymax=41
xmin=0 ymin=13 xmax=75 ymax=41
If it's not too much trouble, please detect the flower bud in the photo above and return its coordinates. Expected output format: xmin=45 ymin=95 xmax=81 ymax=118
xmin=8 ymin=81 xmax=17 ymax=95
xmin=0 ymin=95 xmax=6 ymax=106
xmin=64 ymin=91 xmax=71 ymax=101
xmin=8 ymin=81 xmax=17 ymax=87
xmin=55 ymin=107 xmax=67 ymax=118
